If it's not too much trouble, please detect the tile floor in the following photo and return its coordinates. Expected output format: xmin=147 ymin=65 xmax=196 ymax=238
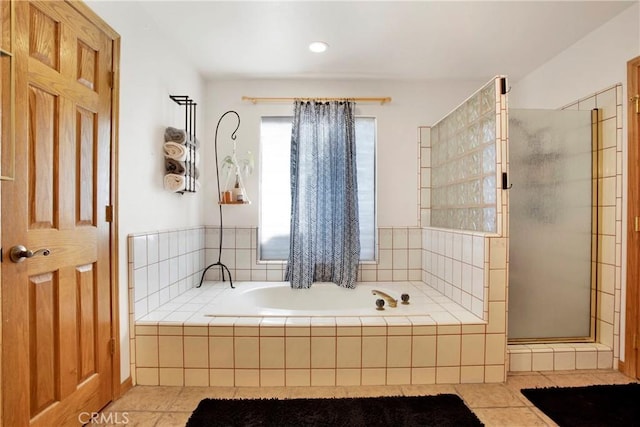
xmin=99 ymin=369 xmax=635 ymax=426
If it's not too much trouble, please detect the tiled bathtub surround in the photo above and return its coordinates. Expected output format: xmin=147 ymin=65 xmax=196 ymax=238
xmin=129 ymin=225 xmax=435 ymax=385
xmin=128 ymin=227 xmax=206 ymax=320
xmin=203 ymin=226 xmax=423 ymax=283
xmin=129 ymin=225 xmax=428 ymax=324
xmin=134 ymin=281 xmax=509 ymax=387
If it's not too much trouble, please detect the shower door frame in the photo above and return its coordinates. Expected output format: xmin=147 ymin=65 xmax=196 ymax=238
xmin=624 ymin=55 xmax=640 ymax=379
xmin=507 ymin=109 xmax=599 ymax=343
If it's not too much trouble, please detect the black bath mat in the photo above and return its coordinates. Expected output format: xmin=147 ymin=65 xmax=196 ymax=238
xmin=186 ymin=394 xmax=483 ymax=427
xmin=521 ymin=383 xmax=640 ymax=426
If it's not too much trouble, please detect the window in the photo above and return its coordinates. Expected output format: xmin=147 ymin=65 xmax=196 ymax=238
xmin=259 ymin=116 xmax=376 ymax=261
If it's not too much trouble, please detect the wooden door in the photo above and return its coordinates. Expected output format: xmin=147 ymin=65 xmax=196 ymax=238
xmin=1 ymin=1 xmax=117 ymax=425
xmin=626 ymin=56 xmax=640 ymax=379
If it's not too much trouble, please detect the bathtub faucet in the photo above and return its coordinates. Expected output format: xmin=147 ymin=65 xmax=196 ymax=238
xmin=371 ymin=290 xmax=397 ymax=308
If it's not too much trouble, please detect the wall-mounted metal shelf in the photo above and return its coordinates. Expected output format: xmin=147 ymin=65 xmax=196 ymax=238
xmin=167 ymin=94 xmax=197 ymax=193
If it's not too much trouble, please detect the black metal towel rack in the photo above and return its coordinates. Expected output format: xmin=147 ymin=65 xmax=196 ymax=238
xmin=169 ymin=95 xmax=198 ymax=193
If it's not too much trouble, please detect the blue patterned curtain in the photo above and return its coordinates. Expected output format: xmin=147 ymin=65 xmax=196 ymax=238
xmin=286 ymin=100 xmax=360 ymax=289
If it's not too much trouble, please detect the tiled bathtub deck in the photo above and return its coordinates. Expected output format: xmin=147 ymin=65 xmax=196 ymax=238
xmin=132 ymin=281 xmax=512 ymax=387
xmin=136 ymin=281 xmax=484 ymax=323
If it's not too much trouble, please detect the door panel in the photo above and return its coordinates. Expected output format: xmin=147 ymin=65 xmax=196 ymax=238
xmin=2 ymin=1 xmax=115 ymax=426
xmin=28 ymin=85 xmax=57 ymax=229
xmin=77 ymin=106 xmax=96 ymax=226
xmin=29 ymin=5 xmax=59 ymax=70
xmin=29 ymin=272 xmax=57 ymax=416
xmin=77 ymin=263 xmax=97 ymax=383
xmin=508 ymin=109 xmax=594 ymax=340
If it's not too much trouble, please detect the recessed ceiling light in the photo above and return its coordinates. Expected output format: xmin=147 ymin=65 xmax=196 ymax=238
xmin=309 ymin=41 xmax=329 ymax=53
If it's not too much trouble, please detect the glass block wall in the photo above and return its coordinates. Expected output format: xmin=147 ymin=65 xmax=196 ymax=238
xmin=430 ymin=79 xmax=502 ymax=232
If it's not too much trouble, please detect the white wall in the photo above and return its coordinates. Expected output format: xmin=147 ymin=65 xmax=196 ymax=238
xmin=86 ymin=1 xmax=206 ymax=381
xmin=510 ymin=3 xmax=640 ymax=361
xmin=510 ymin=3 xmax=639 ymax=109
xmin=203 ymin=78 xmax=485 ymax=228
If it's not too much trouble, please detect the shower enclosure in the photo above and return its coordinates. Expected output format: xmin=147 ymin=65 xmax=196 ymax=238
xmin=508 ymin=109 xmax=595 ymax=341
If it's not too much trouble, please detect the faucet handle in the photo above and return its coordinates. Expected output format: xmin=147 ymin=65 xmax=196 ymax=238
xmin=401 ymin=293 xmax=410 ymax=304
xmin=375 ymin=299 xmax=385 ymax=310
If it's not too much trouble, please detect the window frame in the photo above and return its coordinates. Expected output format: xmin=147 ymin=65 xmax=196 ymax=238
xmin=257 ymin=115 xmax=378 ymax=264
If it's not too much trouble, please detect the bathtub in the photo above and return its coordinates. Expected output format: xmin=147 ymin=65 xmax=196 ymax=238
xmin=134 ymin=281 xmax=493 ymax=388
xmin=198 ymin=281 xmax=439 ymax=317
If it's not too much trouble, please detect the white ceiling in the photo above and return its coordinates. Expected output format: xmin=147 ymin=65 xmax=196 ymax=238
xmin=134 ymin=1 xmax=636 ymax=81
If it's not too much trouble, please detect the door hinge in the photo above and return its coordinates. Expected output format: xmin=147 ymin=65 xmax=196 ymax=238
xmin=105 ymin=205 xmax=113 ymax=223
xmin=631 ymin=94 xmax=640 ymax=114
xmin=109 ymin=338 xmax=116 ymax=355
xmin=635 ymin=216 xmax=640 ymax=232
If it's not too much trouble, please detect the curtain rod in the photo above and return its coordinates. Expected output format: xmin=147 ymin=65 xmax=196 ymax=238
xmin=241 ymin=96 xmax=392 ymax=105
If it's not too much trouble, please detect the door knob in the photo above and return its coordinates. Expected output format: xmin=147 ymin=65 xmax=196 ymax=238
xmin=9 ymin=245 xmax=51 ymax=263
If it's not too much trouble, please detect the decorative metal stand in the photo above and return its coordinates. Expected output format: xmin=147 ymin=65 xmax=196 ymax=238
xmin=198 ymin=111 xmax=240 ymax=289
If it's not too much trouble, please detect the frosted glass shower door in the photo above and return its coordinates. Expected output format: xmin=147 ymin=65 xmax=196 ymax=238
xmin=508 ymin=109 xmax=593 ymax=340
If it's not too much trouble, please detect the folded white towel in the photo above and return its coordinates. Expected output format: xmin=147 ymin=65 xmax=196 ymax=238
xmin=163 ymin=142 xmax=187 ymax=161
xmin=164 ymin=174 xmax=199 ymax=192
xmin=164 ymin=173 xmax=186 ymax=192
